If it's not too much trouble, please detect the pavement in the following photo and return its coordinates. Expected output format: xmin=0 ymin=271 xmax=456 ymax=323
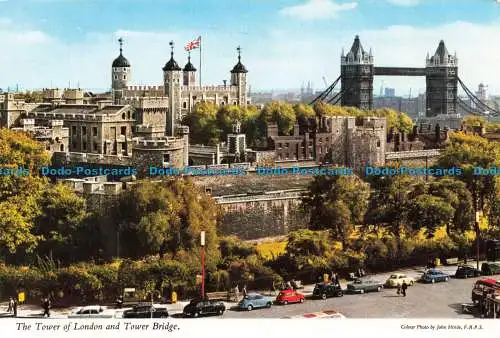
xmin=0 ymin=261 xmax=495 ymax=319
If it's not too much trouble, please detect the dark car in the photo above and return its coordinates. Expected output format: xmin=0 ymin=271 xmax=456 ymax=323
xmin=481 ymin=262 xmax=500 ymax=276
xmin=455 ymin=265 xmax=480 ymax=278
xmin=312 ymin=282 xmax=343 ymax=300
xmin=122 ymin=303 xmax=169 ymax=318
xmin=347 ymin=279 xmax=384 ymax=294
xmin=183 ymin=299 xmax=225 ymax=317
xmin=421 ymin=269 xmax=450 ymax=283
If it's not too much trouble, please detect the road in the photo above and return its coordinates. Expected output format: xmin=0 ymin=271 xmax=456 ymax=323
xmin=1 ymin=264 xmax=493 ymax=319
xmin=222 ymin=265 xmax=485 ymax=319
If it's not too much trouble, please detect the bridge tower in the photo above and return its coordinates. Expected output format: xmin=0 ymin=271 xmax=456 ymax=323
xmin=425 ymin=40 xmax=458 ymax=117
xmin=340 ymin=35 xmax=374 ymax=110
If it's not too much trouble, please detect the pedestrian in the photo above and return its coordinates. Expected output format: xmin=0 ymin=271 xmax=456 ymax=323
xmin=242 ymin=284 xmax=247 ymax=298
xmin=7 ymin=297 xmax=13 ymax=313
xmin=334 ymin=274 xmax=340 ymax=287
xmin=401 ymin=281 xmax=408 ymax=297
xmin=13 ymin=299 xmax=18 ymax=317
xmin=42 ymin=297 xmax=51 ymax=317
xmin=330 ymin=271 xmax=335 ymax=283
xmin=234 ymin=285 xmax=240 ymax=302
xmin=397 ymin=285 xmax=401 ymax=295
xmin=291 ymin=278 xmax=298 ymax=290
xmin=286 ymin=281 xmax=292 ymax=290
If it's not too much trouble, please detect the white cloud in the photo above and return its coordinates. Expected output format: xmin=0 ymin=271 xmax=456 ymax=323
xmin=280 ymin=0 xmax=357 ymax=20
xmin=386 ymin=0 xmax=420 ymax=6
xmin=1 ymin=20 xmax=500 ymax=97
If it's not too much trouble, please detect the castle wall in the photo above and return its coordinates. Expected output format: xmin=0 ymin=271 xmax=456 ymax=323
xmin=217 ymin=198 xmax=309 ymax=240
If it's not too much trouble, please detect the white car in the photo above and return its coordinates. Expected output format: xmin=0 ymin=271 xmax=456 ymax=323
xmin=385 ymin=273 xmax=416 ymax=288
xmin=68 ymin=305 xmax=116 ymax=318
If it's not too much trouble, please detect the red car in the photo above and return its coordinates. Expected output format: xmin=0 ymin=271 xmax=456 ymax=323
xmin=275 ymin=289 xmax=305 ymax=305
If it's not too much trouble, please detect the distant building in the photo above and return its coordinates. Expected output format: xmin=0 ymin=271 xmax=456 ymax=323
xmin=384 ymin=88 xmax=395 ymax=97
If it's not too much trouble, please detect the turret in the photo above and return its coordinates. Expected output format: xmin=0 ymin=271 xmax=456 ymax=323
xmin=183 ymin=54 xmax=197 ymax=86
xmin=111 ymin=38 xmax=131 ymax=103
xmin=163 ymin=41 xmax=182 ymax=136
xmin=230 ymin=46 xmax=248 ymax=107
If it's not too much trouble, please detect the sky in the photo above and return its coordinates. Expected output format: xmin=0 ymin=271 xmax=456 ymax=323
xmin=1 ymin=0 xmax=500 ymax=96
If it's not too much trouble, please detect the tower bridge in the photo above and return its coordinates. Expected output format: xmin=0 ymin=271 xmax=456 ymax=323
xmin=313 ymin=35 xmax=500 ymax=118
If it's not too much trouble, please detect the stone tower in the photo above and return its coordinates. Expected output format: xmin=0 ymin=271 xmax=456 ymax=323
xmin=111 ymin=37 xmax=131 ymax=104
xmin=230 ymin=46 xmax=248 ymax=107
xmin=425 ymin=40 xmax=458 ymax=117
xmin=163 ymin=41 xmax=182 ymax=137
xmin=340 ymin=35 xmax=374 ymax=110
xmin=183 ymin=54 xmax=197 ymax=86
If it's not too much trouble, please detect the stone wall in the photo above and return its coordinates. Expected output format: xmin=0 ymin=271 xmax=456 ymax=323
xmin=218 ymin=198 xmax=309 ymax=240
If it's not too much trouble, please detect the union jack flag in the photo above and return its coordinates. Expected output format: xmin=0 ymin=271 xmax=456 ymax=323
xmin=185 ymin=36 xmax=201 ymax=51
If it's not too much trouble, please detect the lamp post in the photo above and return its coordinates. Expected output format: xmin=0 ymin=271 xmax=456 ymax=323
xmin=475 ymin=211 xmax=480 ymax=271
xmin=200 ymin=231 xmax=206 ymax=299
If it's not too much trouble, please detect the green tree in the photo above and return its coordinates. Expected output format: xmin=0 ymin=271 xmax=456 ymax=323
xmin=437 ymin=132 xmax=499 ymax=218
xmin=302 ymin=175 xmax=370 ymax=247
xmin=113 ymin=179 xmax=219 ymax=259
xmin=181 ymin=102 xmax=220 ymax=145
xmin=0 ymin=200 xmax=41 ymax=254
xmin=259 ymin=101 xmax=296 ymax=136
xmin=407 ymin=195 xmax=454 ymax=238
xmin=33 ymin=184 xmax=88 ymax=263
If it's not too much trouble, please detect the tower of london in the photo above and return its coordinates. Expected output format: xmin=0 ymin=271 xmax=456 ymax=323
xmin=111 ymin=39 xmax=250 ymax=137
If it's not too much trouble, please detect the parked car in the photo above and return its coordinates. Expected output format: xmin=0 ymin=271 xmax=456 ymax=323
xmin=481 ymin=262 xmax=500 ymax=276
xmin=182 ymin=299 xmax=225 ymax=317
xmin=347 ymin=279 xmax=384 ymax=294
xmin=275 ymin=289 xmax=305 ymax=305
xmin=312 ymin=282 xmax=343 ymax=300
xmin=237 ymin=294 xmax=272 ymax=311
xmin=455 ymin=265 xmax=481 ymax=278
xmin=122 ymin=303 xmax=169 ymax=318
xmin=385 ymin=274 xmax=415 ymax=288
xmin=68 ymin=305 xmax=115 ymax=318
xmin=421 ymin=269 xmax=450 ymax=283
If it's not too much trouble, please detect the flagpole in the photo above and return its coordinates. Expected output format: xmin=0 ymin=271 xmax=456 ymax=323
xmin=199 ymin=36 xmax=202 ymax=87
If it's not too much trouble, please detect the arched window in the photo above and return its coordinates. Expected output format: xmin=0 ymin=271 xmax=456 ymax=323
xmin=183 ymin=102 xmax=187 ymax=109
xmin=122 ymin=113 xmax=125 ymax=119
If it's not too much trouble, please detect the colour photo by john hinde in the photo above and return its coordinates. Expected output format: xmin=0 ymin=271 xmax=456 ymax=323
xmin=1 ymin=0 xmax=500 ymax=335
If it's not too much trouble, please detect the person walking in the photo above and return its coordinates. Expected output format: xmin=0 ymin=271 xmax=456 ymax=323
xmin=401 ymin=281 xmax=408 ymax=297
xmin=42 ymin=297 xmax=51 ymax=317
xmin=397 ymin=285 xmax=401 ymax=295
xmin=13 ymin=299 xmax=18 ymax=317
xmin=7 ymin=297 xmax=14 ymax=313
xmin=234 ymin=285 xmax=240 ymax=302
xmin=242 ymin=284 xmax=247 ymax=298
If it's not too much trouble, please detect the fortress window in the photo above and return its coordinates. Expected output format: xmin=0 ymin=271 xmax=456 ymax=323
xmin=114 ymin=75 xmax=118 ymax=80
xmin=122 ymin=113 xmax=125 ymax=119
xmin=377 ymin=140 xmax=381 ymax=148
xmin=82 ymin=141 xmax=87 ymax=151
xmin=60 ymin=144 xmax=64 ymax=151
xmin=123 ymin=68 xmax=127 ymax=72
xmin=132 ymin=112 xmax=136 ymax=119
xmin=93 ymin=143 xmax=98 ymax=151
xmin=163 ymin=154 xmax=170 ymax=164
xmin=92 ymin=127 xmax=98 ymax=136
xmin=183 ymin=102 xmax=187 ymax=108
xmin=81 ymin=126 xmax=87 ymax=135
xmin=233 ymin=101 xmax=237 ymax=105
xmin=123 ymin=75 xmax=126 ymax=80
xmin=72 ymin=126 xmax=77 ymax=135
xmin=121 ymin=126 xmax=127 ymax=136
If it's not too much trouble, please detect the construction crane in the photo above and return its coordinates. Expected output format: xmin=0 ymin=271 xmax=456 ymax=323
xmin=322 ymin=76 xmax=328 ymax=89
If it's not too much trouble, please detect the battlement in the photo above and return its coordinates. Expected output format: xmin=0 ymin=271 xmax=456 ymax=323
xmin=126 ymin=85 xmax=164 ymax=92
xmin=355 ymin=116 xmax=386 ymax=129
xmin=122 ymin=96 xmax=169 ymax=108
xmin=25 ymin=106 xmax=129 ymax=122
xmin=53 ymin=151 xmax=132 ymax=165
xmin=181 ymin=85 xmax=238 ymax=93
xmin=132 ymin=137 xmax=185 ymax=150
